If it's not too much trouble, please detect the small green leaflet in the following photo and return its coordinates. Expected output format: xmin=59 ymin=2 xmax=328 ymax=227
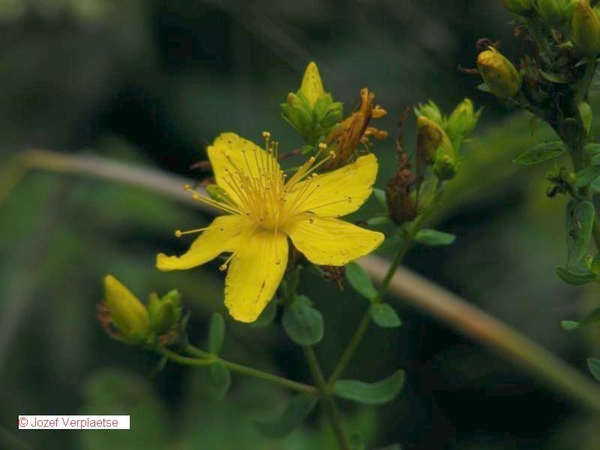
xmin=333 ymin=370 xmax=405 ymax=405
xmin=282 ymin=295 xmax=324 ymax=346
xmin=560 ymin=306 xmax=600 ymax=331
xmin=555 ymin=267 xmax=597 ymax=285
xmin=254 ymin=393 xmax=317 ymax=438
xmin=588 ymin=358 xmax=600 ymax=382
xmin=513 ymin=142 xmax=566 ymax=165
xmin=345 ymin=262 xmax=377 ymax=301
xmin=370 ymin=303 xmax=402 ymax=328
xmin=575 ymin=166 xmax=600 ymax=188
xmin=205 ymin=362 xmax=231 ymax=399
xmin=208 ymin=313 xmax=225 ymax=355
xmin=415 ymin=229 xmax=456 ymax=246
xmin=250 ymin=299 xmax=278 ymax=328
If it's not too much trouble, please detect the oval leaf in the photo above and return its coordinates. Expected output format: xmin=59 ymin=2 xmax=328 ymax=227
xmin=370 ymin=303 xmax=402 ymax=328
xmin=346 ymin=262 xmax=377 ymax=301
xmin=575 ymin=165 xmax=600 ymax=188
xmin=208 ymin=313 xmax=225 ymax=355
xmin=205 ymin=361 xmax=231 ymax=399
xmin=250 ymin=299 xmax=278 ymax=328
xmin=372 ymin=188 xmax=387 ymax=211
xmin=561 ymin=307 xmax=600 ymax=331
xmin=588 ymin=358 xmax=600 ymax=382
xmin=566 ymin=200 xmax=595 ymax=267
xmin=585 ymin=143 xmax=600 ymax=155
xmin=282 ymin=296 xmax=324 ymax=346
xmin=333 ymin=370 xmax=405 ymax=405
xmin=556 ymin=267 xmax=597 ymax=285
xmin=254 ymin=393 xmax=317 ymax=438
xmin=415 ymin=229 xmax=456 ymax=247
xmin=513 ymin=142 xmax=566 ymax=165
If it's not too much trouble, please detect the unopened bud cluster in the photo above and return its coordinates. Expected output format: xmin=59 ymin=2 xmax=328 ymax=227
xmin=100 ymin=275 xmax=182 ymax=346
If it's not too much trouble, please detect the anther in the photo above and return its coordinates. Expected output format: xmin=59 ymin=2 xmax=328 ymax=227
xmin=175 ymin=230 xmax=182 ymax=238
xmin=318 ymin=143 xmax=327 ymax=150
xmin=184 ymin=184 xmax=191 ymax=190
xmin=262 ymin=131 xmax=271 ymax=138
xmin=192 ymin=193 xmax=201 ymax=201
xmin=219 ymin=264 xmax=228 ymax=272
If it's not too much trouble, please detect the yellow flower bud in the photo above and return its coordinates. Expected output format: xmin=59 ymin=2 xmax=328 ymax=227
xmin=445 ymin=98 xmax=481 ymax=146
xmin=416 ymin=116 xmax=454 ymax=179
xmin=572 ymin=0 xmax=600 ymax=56
xmin=477 ymin=48 xmax=522 ymax=99
xmin=299 ymin=62 xmax=325 ymax=107
xmin=503 ymin=0 xmax=534 ymax=15
xmin=103 ymin=275 xmax=151 ymax=344
xmin=148 ymin=290 xmax=182 ymax=336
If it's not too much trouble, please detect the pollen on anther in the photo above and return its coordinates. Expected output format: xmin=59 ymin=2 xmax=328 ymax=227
xmin=184 ymin=184 xmax=191 ymax=190
xmin=175 ymin=230 xmax=182 ymax=238
xmin=219 ymin=264 xmax=228 ymax=272
xmin=192 ymin=193 xmax=201 ymax=201
xmin=318 ymin=143 xmax=327 ymax=150
xmin=262 ymin=131 xmax=271 ymax=138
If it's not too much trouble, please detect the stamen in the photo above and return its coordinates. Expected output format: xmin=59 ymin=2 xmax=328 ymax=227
xmin=174 ymin=226 xmax=211 ymax=238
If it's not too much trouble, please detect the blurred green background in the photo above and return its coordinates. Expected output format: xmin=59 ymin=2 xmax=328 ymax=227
xmin=2 ymin=0 xmax=600 ymax=449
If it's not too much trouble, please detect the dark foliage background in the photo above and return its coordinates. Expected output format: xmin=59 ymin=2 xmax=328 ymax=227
xmin=1 ymin=1 xmax=600 ymax=449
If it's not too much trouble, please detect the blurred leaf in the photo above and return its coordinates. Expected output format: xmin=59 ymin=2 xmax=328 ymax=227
xmin=374 ymin=445 xmax=403 ymax=450
xmin=333 ymin=370 xmax=405 ymax=405
xmin=561 ymin=307 xmax=600 ymax=331
xmin=250 ymin=299 xmax=278 ymax=328
xmin=80 ymin=370 xmax=169 ymax=450
xmin=372 ymin=188 xmax=387 ymax=211
xmin=587 ymin=358 xmax=600 ymax=382
xmin=208 ymin=313 xmax=225 ymax=355
xmin=345 ymin=262 xmax=377 ymax=301
xmin=513 ymin=142 xmax=566 ymax=165
xmin=415 ymin=229 xmax=456 ymax=246
xmin=282 ymin=295 xmax=324 ymax=346
xmin=205 ymin=362 xmax=231 ymax=399
xmin=375 ymin=234 xmax=403 ymax=257
xmin=254 ymin=393 xmax=317 ymax=438
xmin=575 ymin=166 xmax=600 ymax=188
xmin=566 ymin=200 xmax=595 ymax=267
xmin=367 ymin=216 xmax=391 ymax=226
xmin=556 ymin=267 xmax=597 ymax=285
xmin=370 ymin=303 xmax=402 ymax=328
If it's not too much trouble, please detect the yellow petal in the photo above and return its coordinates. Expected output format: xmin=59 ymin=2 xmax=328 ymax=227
xmin=285 ymin=154 xmax=378 ymax=218
xmin=207 ymin=133 xmax=280 ymax=205
xmin=284 ymin=215 xmax=384 ymax=266
xmin=224 ymin=230 xmax=288 ymax=322
xmin=156 ymin=215 xmax=254 ymax=271
xmin=300 ymin=61 xmax=325 ymax=107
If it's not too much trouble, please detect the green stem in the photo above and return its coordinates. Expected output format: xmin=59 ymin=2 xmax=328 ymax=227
xmin=159 ymin=346 xmax=317 ymax=395
xmin=302 ymin=346 xmax=350 ymax=450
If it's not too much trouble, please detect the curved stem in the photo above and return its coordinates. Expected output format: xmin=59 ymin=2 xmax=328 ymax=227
xmin=302 ymin=346 xmax=350 ymax=450
xmin=160 ymin=346 xmax=317 ymax=395
xmin=359 ymin=257 xmax=600 ymax=415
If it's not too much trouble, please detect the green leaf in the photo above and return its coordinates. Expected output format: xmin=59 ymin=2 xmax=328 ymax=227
xmin=566 ymin=200 xmax=595 ymax=267
xmin=372 ymin=188 xmax=387 ymax=211
xmin=345 ymin=262 xmax=377 ymax=301
xmin=282 ymin=295 xmax=324 ymax=346
xmin=579 ymin=102 xmax=593 ymax=134
xmin=415 ymin=229 xmax=456 ymax=246
xmin=367 ymin=216 xmax=390 ymax=226
xmin=208 ymin=313 xmax=225 ymax=355
xmin=585 ymin=143 xmax=600 ymax=155
xmin=560 ymin=307 xmax=600 ymax=331
xmin=250 ymin=299 xmax=278 ymax=328
xmin=575 ymin=165 xmax=600 ymax=188
xmin=205 ymin=361 xmax=231 ymax=399
xmin=556 ymin=267 xmax=597 ymax=285
xmin=370 ymin=303 xmax=402 ymax=328
xmin=376 ymin=234 xmax=402 ymax=257
xmin=374 ymin=445 xmax=402 ymax=450
xmin=588 ymin=358 xmax=600 ymax=382
xmin=333 ymin=370 xmax=405 ymax=405
xmin=254 ymin=393 xmax=317 ymax=438
xmin=513 ymin=142 xmax=566 ymax=165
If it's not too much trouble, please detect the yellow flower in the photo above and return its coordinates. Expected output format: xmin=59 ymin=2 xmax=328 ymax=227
xmin=157 ymin=133 xmax=384 ymax=323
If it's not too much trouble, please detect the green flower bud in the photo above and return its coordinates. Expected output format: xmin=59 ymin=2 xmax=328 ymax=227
xmin=281 ymin=62 xmax=343 ymax=145
xmin=148 ymin=289 xmax=182 ymax=336
xmin=416 ymin=116 xmax=455 ymax=179
xmin=445 ymin=98 xmax=481 ymax=150
xmin=572 ymin=0 xmax=600 ymax=55
xmin=414 ymin=100 xmax=444 ymax=126
xmin=537 ymin=0 xmax=576 ymax=25
xmin=103 ymin=275 xmax=151 ymax=345
xmin=503 ymin=0 xmax=534 ymax=15
xmin=433 ymin=153 xmax=458 ymax=181
xmin=477 ymin=48 xmax=522 ymax=99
